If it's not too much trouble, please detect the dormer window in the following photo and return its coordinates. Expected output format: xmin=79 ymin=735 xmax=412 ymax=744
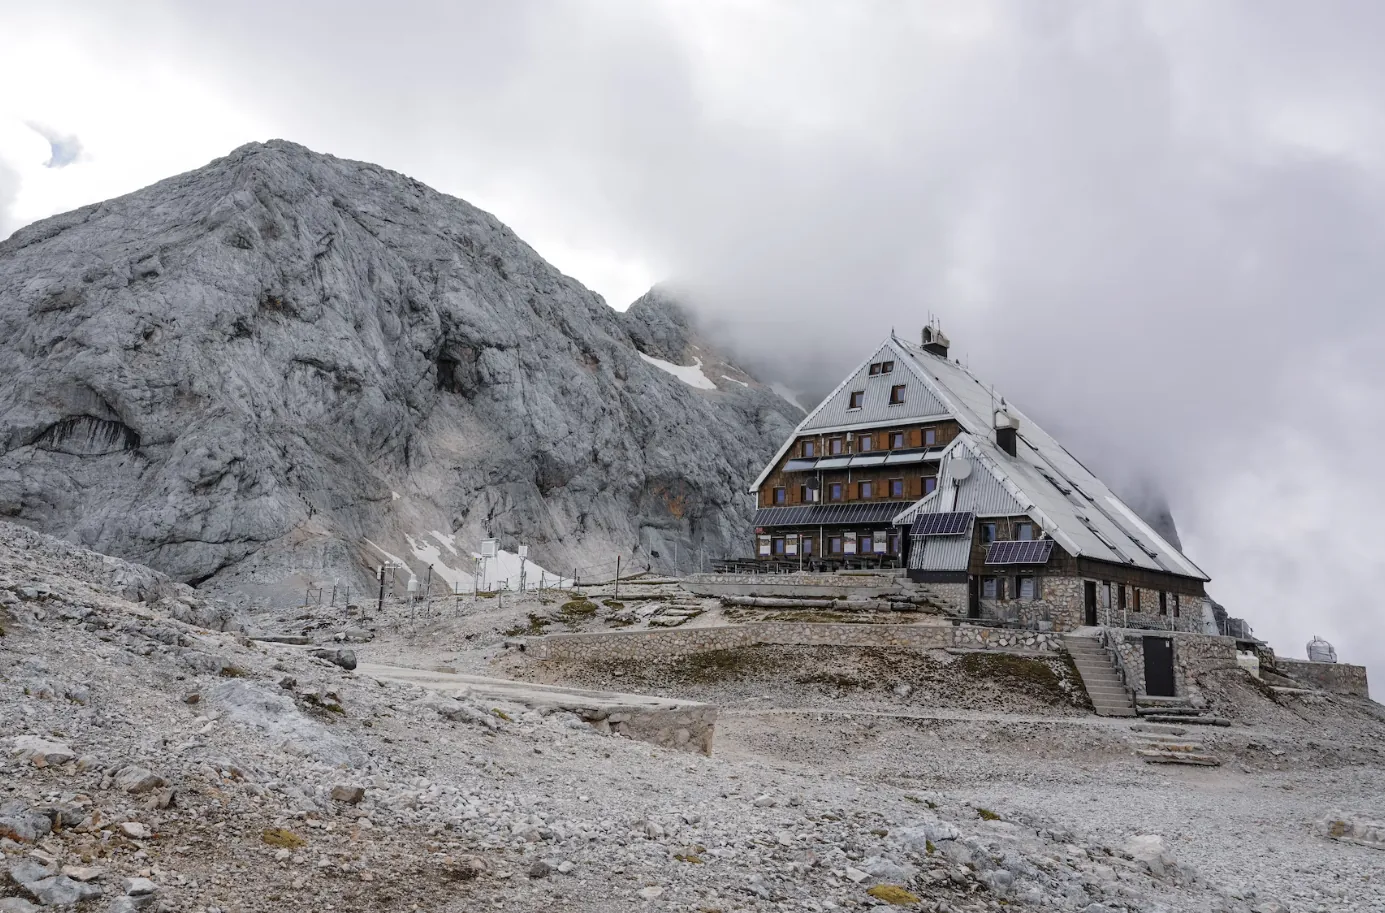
xmin=889 ymin=384 xmax=906 ymax=405
xmin=849 ymin=391 xmax=864 ymax=410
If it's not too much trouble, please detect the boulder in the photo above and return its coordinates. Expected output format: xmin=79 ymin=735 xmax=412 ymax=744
xmin=113 ymin=766 xmax=166 ymax=794
xmin=9 ymin=735 xmax=75 ymax=767
xmin=311 ymin=648 xmax=357 ymax=671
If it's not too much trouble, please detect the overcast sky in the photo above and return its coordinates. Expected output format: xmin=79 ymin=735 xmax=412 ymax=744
xmin=2 ymin=1 xmax=1382 ymax=693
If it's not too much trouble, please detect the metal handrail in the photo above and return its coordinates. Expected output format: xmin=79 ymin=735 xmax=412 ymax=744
xmin=1098 ymin=627 xmax=1134 ymax=691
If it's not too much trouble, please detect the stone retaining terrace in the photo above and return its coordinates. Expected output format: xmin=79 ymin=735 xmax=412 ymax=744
xmin=523 ymin=621 xmax=1063 ymax=663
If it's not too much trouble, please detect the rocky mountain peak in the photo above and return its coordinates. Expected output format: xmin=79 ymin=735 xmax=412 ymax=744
xmin=0 ymin=141 xmax=797 ymax=605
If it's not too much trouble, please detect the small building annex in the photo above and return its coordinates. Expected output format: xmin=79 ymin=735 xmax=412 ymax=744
xmin=747 ymin=323 xmax=1211 ymax=634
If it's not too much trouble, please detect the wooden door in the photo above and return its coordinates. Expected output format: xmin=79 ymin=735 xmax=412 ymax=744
xmin=1084 ymin=581 xmax=1098 ymax=626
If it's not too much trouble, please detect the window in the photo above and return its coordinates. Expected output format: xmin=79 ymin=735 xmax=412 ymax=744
xmin=829 ymin=536 xmax=843 ymax=554
xmin=799 ymin=485 xmax=819 ymax=503
xmin=869 ymin=363 xmax=881 ymax=376
xmin=1103 ymin=581 xmax=1112 ymax=609
xmin=881 ymin=360 xmax=894 ymax=374
xmin=1019 ymin=577 xmax=1036 ymax=600
xmin=849 ymin=391 xmax=865 ymax=410
xmin=772 ymin=538 xmax=786 ymax=555
xmin=889 ymin=384 xmax=906 ymax=405
xmin=860 ymin=535 xmax=873 ymax=554
xmin=1133 ymin=588 xmax=1142 ymax=612
xmin=1118 ymin=585 xmax=1127 ymax=611
xmin=924 ymin=428 xmax=936 ymax=446
xmin=1159 ymin=591 xmax=1168 ymax=615
xmin=924 ymin=476 xmax=938 ymax=495
xmin=830 ymin=438 xmax=844 ymax=455
xmin=981 ymin=522 xmax=997 ymax=544
xmin=890 ymin=478 xmax=904 ymax=498
xmin=773 ymin=487 xmax=786 ymax=505
xmin=887 ymin=532 xmax=899 ymax=554
xmin=829 ymin=483 xmax=843 ymax=501
xmin=982 ymin=577 xmax=998 ymax=599
xmin=858 ymin=481 xmax=874 ymax=499
xmin=802 ymin=440 xmax=816 ymax=458
xmin=891 ymin=432 xmax=904 ymax=449
xmin=858 ymin=434 xmax=873 ymax=452
xmin=1173 ymin=593 xmax=1180 ymax=617
xmin=1016 ymin=522 xmax=1034 ymax=541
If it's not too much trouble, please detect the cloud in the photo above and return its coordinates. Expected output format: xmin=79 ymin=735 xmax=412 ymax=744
xmin=2 ymin=0 xmax=1383 ymax=693
xmin=25 ymin=121 xmax=83 ymax=168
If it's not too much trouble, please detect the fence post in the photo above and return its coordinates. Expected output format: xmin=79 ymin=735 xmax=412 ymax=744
xmin=376 ymin=566 xmax=385 ymax=616
xmin=614 ymin=555 xmax=621 ymax=601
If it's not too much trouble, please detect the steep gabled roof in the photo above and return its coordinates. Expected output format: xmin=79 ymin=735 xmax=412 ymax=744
xmin=749 ymin=330 xmax=1208 ymax=581
xmin=889 ymin=338 xmax=1208 ymax=581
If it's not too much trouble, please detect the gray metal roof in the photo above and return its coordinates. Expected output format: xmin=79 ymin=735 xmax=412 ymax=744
xmin=798 ymin=341 xmax=950 ymax=432
xmin=887 ymin=337 xmax=1208 ymax=581
xmin=908 ymin=535 xmax=972 ymax=572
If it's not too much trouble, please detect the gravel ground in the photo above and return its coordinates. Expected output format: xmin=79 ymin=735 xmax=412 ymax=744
xmin=3 ymin=521 xmax=1383 ymax=913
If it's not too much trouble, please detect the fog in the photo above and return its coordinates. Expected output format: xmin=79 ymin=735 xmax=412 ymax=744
xmin=3 ymin=1 xmax=1383 ymax=690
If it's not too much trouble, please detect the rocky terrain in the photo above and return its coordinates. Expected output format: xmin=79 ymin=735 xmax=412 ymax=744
xmin=0 ymin=141 xmax=801 ymax=606
xmin=3 ymin=520 xmax=1383 ymax=912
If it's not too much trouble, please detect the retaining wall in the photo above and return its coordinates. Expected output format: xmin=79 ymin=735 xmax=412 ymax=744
xmin=1113 ymin=630 xmax=1238 ymax=699
xmin=524 ymin=621 xmax=1064 ymax=663
xmin=680 ymin=573 xmax=904 ymax=600
xmin=1276 ymin=659 xmax=1370 ymax=698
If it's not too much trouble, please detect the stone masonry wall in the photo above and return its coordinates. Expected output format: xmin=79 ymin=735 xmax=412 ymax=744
xmin=1113 ymin=631 xmax=1238 ymax=699
xmin=1276 ymin=659 xmax=1370 ymax=698
xmin=525 ymin=622 xmax=1064 ymax=663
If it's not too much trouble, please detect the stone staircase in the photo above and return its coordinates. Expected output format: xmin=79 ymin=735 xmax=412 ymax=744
xmin=1134 ymin=695 xmax=1231 ymax=727
xmin=1063 ymin=634 xmax=1136 ymax=717
xmin=1128 ymin=722 xmax=1222 ymax=766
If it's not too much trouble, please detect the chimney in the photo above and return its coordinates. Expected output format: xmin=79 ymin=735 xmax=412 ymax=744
xmin=994 ymin=405 xmax=1019 ymax=457
xmin=921 ymin=323 xmax=950 ymax=358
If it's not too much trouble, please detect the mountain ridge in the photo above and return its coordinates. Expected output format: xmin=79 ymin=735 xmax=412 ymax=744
xmin=0 ymin=140 xmax=798 ymax=604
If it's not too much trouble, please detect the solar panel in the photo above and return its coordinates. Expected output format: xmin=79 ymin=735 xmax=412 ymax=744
xmin=910 ymin=511 xmax=974 ymax=537
xmin=752 ymin=503 xmax=904 ymax=528
xmin=782 ymin=459 xmax=819 ymax=473
xmin=984 ymin=539 xmax=1054 ymax=565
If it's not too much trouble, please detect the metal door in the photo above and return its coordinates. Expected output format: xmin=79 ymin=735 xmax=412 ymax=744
xmin=1143 ymin=636 xmax=1176 ymax=697
xmin=1084 ymin=581 xmax=1098 ymax=626
xmin=967 ymin=577 xmax=981 ymax=619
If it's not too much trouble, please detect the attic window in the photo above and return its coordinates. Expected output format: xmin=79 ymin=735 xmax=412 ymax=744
xmin=849 ymin=391 xmax=865 ymax=410
xmin=868 ymin=363 xmax=881 ymax=376
xmin=881 ymin=360 xmax=894 ymax=374
xmin=889 ymin=385 xmax=906 ymax=405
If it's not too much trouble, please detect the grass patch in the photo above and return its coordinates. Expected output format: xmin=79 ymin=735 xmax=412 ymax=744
xmin=261 ymin=828 xmax=306 ymax=849
xmin=601 ymin=599 xmax=625 ymax=609
xmin=976 ymin=807 xmax=1001 ymax=821
xmin=561 ymin=598 xmax=598 ymax=616
xmin=491 ymin=708 xmax=512 ymax=722
xmin=502 ymin=614 xmax=551 ymax=637
xmin=672 ymin=648 xmax=783 ymax=684
xmin=866 ymin=885 xmax=921 ymax=905
xmin=218 ymin=665 xmax=248 ymax=678
xmin=958 ymin=651 xmax=1086 ymax=707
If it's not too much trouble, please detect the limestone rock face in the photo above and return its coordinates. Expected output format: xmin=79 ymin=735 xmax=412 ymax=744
xmin=0 ymin=141 xmax=800 ymax=605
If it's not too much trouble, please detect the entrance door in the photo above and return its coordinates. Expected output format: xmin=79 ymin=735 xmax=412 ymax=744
xmin=1084 ymin=581 xmax=1098 ymax=626
xmin=967 ymin=577 xmax=981 ymax=619
xmin=1143 ymin=636 xmax=1176 ymax=696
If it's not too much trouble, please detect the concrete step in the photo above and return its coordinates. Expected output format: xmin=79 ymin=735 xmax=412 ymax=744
xmin=1136 ymin=749 xmax=1221 ymax=766
xmin=1093 ymin=706 xmax=1137 ymax=718
xmin=1142 ymin=714 xmax=1232 ymax=727
xmin=1131 ymin=723 xmax=1187 ymax=735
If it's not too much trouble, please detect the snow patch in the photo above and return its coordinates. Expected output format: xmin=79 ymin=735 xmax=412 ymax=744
xmin=720 ymin=375 xmax=750 ymax=388
xmin=770 ymin=383 xmax=807 ymax=412
xmin=638 ymin=352 xmax=718 ymax=391
xmin=403 ymin=531 xmax=571 ymax=591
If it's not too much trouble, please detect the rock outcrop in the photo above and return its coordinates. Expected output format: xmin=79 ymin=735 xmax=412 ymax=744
xmin=0 ymin=140 xmax=800 ymax=604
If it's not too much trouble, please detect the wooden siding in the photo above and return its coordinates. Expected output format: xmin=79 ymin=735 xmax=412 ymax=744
xmin=757 ymin=420 xmax=961 ymax=508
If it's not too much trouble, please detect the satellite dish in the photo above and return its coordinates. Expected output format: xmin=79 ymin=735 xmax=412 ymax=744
xmin=806 ymin=478 xmax=821 ymax=491
xmin=952 ymin=459 xmax=973 ymax=481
